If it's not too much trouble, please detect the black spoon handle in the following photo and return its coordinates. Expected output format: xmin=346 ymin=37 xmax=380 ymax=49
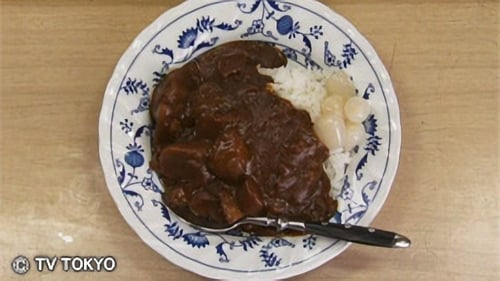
xmin=304 ymin=222 xmax=411 ymax=248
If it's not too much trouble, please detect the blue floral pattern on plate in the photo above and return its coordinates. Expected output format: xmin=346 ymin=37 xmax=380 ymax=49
xmin=99 ymin=0 xmax=400 ymax=279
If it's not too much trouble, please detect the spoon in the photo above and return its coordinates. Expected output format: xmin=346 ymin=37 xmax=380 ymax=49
xmin=185 ymin=216 xmax=411 ymax=248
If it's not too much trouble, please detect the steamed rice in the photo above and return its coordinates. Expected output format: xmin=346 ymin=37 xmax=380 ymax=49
xmin=259 ymin=65 xmax=351 ymax=197
xmin=259 ymin=65 xmax=327 ymax=121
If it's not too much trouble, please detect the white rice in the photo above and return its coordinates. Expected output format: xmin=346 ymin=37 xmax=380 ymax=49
xmin=258 ymin=65 xmax=327 ymax=121
xmin=259 ymin=65 xmax=351 ymax=197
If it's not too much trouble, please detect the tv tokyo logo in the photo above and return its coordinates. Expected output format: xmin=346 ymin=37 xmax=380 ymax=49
xmin=11 ymin=255 xmax=116 ymax=274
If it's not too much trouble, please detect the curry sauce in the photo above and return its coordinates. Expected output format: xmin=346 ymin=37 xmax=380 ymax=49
xmin=150 ymin=41 xmax=337 ymax=234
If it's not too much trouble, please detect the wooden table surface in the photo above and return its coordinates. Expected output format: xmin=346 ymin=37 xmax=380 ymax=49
xmin=1 ymin=0 xmax=498 ymax=280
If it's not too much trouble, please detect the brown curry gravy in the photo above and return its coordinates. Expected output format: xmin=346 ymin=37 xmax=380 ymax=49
xmin=150 ymin=41 xmax=337 ymax=234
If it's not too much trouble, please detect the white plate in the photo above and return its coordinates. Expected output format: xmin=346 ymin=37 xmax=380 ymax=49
xmin=99 ymin=0 xmax=400 ymax=279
